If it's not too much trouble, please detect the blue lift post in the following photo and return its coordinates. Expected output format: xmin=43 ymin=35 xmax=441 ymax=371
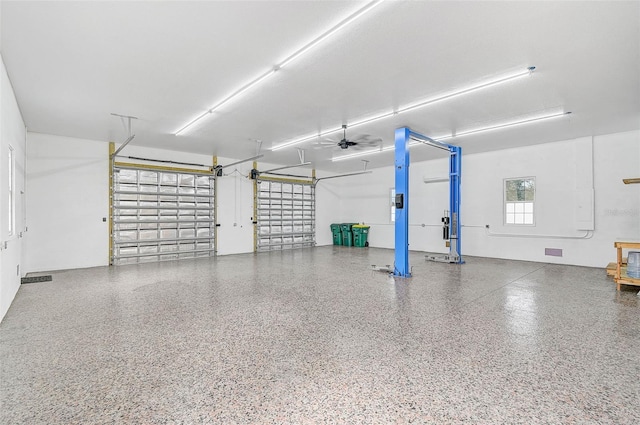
xmin=447 ymin=145 xmax=463 ymax=263
xmin=393 ymin=127 xmax=463 ymax=278
xmin=394 ymin=127 xmax=411 ymax=277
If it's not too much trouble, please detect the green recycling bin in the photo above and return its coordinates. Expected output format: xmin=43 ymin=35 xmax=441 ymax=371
xmin=352 ymin=225 xmax=370 ymax=248
xmin=340 ymin=223 xmax=357 ymax=246
xmin=330 ymin=224 xmax=342 ymax=245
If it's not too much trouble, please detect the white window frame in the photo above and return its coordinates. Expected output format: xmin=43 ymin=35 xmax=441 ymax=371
xmin=8 ymin=146 xmax=15 ymax=236
xmin=504 ymin=177 xmax=535 ymax=226
xmin=390 ymin=188 xmax=396 ymax=223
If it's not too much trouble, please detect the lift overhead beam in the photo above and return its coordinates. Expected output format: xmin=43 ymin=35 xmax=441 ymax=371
xmin=409 ymin=134 xmax=450 ymax=151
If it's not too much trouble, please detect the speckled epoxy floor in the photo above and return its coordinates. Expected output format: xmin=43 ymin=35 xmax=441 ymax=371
xmin=1 ymin=247 xmax=639 ymax=424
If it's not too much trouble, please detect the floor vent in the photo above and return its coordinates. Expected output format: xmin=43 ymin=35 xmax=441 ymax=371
xmin=21 ymin=275 xmax=53 ymax=284
xmin=545 ymin=248 xmax=563 ymax=257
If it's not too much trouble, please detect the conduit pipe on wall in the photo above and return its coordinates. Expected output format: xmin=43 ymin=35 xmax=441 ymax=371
xmin=484 ymin=227 xmax=593 ymax=240
xmin=354 ymin=223 xmax=441 ymax=227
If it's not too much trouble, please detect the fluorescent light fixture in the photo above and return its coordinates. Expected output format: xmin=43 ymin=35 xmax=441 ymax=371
xmin=444 ymin=111 xmax=570 ymax=139
xmin=271 ymin=126 xmax=344 ymax=151
xmin=175 ymin=69 xmax=275 ymax=135
xmin=174 ymin=110 xmax=211 ymax=136
xmin=332 ymin=145 xmax=395 ymax=162
xmin=348 ymin=111 xmax=397 ymax=129
xmin=397 ymin=67 xmax=535 ymax=115
xmin=174 ymin=0 xmax=384 ymax=136
xmin=271 ymin=110 xmax=397 ymax=151
xmin=331 ymin=111 xmax=571 ymax=162
xmin=272 ymin=66 xmax=536 ymax=151
xmin=279 ymin=1 xmax=385 ymax=69
xmin=212 ymin=70 xmax=276 ymax=112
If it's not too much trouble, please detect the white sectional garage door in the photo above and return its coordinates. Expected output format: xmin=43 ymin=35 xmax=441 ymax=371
xmin=256 ymin=179 xmax=315 ymax=251
xmin=111 ymin=165 xmax=216 ymax=265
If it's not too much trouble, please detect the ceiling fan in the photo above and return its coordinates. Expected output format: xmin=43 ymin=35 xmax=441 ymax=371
xmin=314 ymin=124 xmax=382 ymax=150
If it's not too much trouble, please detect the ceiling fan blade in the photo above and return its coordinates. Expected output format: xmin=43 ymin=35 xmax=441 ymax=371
xmin=349 ymin=144 xmax=375 ymax=151
xmin=350 ymin=133 xmax=374 ymax=140
xmin=351 ymin=144 xmax=380 ymax=151
xmin=310 ymin=141 xmax=336 ymax=150
xmin=317 ymin=141 xmax=336 ymax=145
xmin=354 ymin=138 xmax=382 ymax=146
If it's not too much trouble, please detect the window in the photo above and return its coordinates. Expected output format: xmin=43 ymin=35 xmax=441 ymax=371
xmin=504 ymin=177 xmax=534 ymax=225
xmin=8 ymin=146 xmax=15 ymax=235
xmin=390 ymin=188 xmax=396 ymax=223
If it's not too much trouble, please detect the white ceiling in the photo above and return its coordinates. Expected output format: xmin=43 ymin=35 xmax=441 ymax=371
xmin=2 ymin=1 xmax=639 ymax=173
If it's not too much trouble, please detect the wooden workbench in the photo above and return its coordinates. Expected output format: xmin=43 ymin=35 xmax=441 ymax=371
xmin=613 ymin=241 xmax=640 ymax=290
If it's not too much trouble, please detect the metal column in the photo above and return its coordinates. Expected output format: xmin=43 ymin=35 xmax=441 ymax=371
xmin=394 ymin=127 xmax=411 ymax=277
xmin=393 ymin=127 xmax=463 ymax=276
xmin=448 ymin=146 xmax=462 ymax=262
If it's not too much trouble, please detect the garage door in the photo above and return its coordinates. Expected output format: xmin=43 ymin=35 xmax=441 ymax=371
xmin=111 ymin=165 xmax=216 ymax=265
xmin=256 ymin=179 xmax=315 ymax=251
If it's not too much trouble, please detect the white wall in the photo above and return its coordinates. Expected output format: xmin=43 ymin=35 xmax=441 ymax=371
xmin=23 ymin=129 xmax=639 ymax=276
xmin=25 ymin=133 xmax=109 ymax=273
xmin=24 ymin=137 xmax=339 ymax=270
xmin=339 ymin=130 xmax=640 ymax=268
xmin=215 ymin=158 xmax=344 ymax=252
xmin=314 ymin=174 xmax=343 ymax=246
xmin=1 ymin=56 xmax=27 ymax=321
xmin=214 ymin=156 xmax=255 ymax=255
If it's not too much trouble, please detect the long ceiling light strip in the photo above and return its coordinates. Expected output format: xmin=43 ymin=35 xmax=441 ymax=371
xmin=331 ymin=111 xmax=572 ymax=162
xmin=279 ymin=0 xmax=385 ymax=69
xmin=271 ymin=66 xmax=535 ymax=151
xmin=174 ymin=0 xmax=384 ymax=136
xmin=175 ymin=69 xmax=275 ymax=135
xmin=275 ymin=126 xmax=345 ymax=150
xmin=443 ymin=111 xmax=570 ymax=139
xmin=397 ymin=67 xmax=535 ymax=115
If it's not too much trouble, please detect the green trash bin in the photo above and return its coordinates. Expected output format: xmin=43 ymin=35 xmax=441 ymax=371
xmin=352 ymin=224 xmax=370 ymax=248
xmin=340 ymin=223 xmax=357 ymax=246
xmin=330 ymin=224 xmax=342 ymax=245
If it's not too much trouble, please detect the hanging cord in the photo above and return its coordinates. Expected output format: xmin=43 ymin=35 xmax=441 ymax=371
xmin=234 ymin=171 xmax=239 ymax=225
xmin=223 ymin=169 xmax=249 ymax=178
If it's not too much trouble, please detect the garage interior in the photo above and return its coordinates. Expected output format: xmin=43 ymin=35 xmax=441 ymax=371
xmin=1 ymin=1 xmax=639 ymax=423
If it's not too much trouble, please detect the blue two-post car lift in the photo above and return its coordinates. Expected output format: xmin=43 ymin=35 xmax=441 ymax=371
xmin=394 ymin=127 xmax=463 ymax=278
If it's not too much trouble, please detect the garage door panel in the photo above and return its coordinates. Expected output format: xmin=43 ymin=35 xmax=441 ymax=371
xmin=256 ymin=179 xmax=315 ymax=252
xmin=112 ymin=165 xmax=215 ymax=265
